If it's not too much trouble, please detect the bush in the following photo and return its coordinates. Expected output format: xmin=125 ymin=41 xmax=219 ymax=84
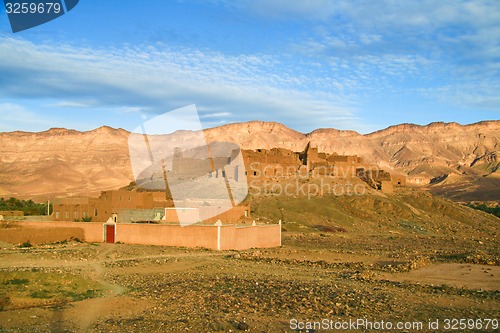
xmin=3 ymin=278 xmax=29 ymax=285
xmin=30 ymin=290 xmax=52 ymax=299
xmin=81 ymin=216 xmax=93 ymax=222
xmin=313 ymin=224 xmax=347 ymax=233
xmin=466 ymin=203 xmax=500 ymax=218
xmin=19 ymin=240 xmax=32 ymax=248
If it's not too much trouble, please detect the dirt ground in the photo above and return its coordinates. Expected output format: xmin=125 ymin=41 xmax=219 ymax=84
xmin=379 ymin=263 xmax=500 ymax=291
xmin=0 ymin=232 xmax=498 ymax=333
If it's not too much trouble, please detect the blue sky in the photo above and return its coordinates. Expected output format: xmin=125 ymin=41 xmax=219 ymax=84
xmin=0 ymin=0 xmax=499 ymax=134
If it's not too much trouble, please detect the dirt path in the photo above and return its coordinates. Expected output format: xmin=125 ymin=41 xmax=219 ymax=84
xmin=379 ymin=263 xmax=500 ymax=290
xmin=1 ymin=241 xmax=499 ymax=332
xmin=0 ymin=244 xmax=225 ymax=332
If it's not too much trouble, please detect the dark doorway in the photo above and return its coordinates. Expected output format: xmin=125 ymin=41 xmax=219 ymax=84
xmin=105 ymin=224 xmax=115 ymax=243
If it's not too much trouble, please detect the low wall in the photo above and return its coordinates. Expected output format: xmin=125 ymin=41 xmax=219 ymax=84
xmin=219 ymin=224 xmax=282 ymax=250
xmin=0 ymin=210 xmax=24 ymax=217
xmin=0 ymin=226 xmax=84 ymax=245
xmin=116 ymin=224 xmax=218 ymax=249
xmin=2 ymin=221 xmax=282 ymax=250
xmin=116 ymin=223 xmax=281 ymax=250
xmin=15 ymin=221 xmax=104 ymax=242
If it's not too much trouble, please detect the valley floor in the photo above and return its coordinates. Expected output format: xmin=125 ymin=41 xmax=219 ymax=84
xmin=0 ymin=232 xmax=498 ymax=333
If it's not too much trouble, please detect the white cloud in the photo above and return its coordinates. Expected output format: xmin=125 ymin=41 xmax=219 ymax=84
xmin=419 ymin=82 xmax=500 ymax=111
xmin=0 ymin=37 xmax=360 ymax=132
xmin=118 ymin=106 xmax=146 ymax=113
xmin=284 ymin=1 xmax=500 ymax=112
xmin=216 ymin=0 xmax=500 ymax=31
xmin=200 ymin=112 xmax=231 ymax=118
xmin=1 ymin=1 xmax=498 ymax=133
xmin=46 ymin=100 xmax=97 ymax=108
xmin=234 ymin=0 xmax=336 ymax=20
xmin=336 ymin=0 xmax=500 ymax=30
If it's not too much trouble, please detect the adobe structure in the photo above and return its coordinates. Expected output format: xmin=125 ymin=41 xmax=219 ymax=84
xmin=46 ymin=191 xmax=275 ymax=251
xmin=53 ymin=190 xmax=250 ymax=224
xmin=239 ymin=143 xmax=406 ymax=193
xmin=169 ymin=142 xmax=406 ymax=192
xmin=40 ymin=142 xmax=407 ymax=250
xmin=54 ymin=142 xmax=405 ymax=224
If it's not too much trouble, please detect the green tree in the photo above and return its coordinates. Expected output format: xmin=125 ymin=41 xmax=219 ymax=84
xmin=0 ymin=197 xmax=50 ymax=216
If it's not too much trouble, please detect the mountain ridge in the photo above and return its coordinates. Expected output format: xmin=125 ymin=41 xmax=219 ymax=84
xmin=5 ymin=119 xmax=498 ymax=135
xmin=0 ymin=120 xmax=498 ymax=200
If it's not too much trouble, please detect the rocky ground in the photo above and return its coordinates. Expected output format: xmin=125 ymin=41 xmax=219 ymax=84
xmin=0 ymin=229 xmax=498 ymax=333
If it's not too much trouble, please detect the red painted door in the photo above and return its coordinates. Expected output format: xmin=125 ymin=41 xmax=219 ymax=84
xmin=106 ymin=225 xmax=115 ymax=243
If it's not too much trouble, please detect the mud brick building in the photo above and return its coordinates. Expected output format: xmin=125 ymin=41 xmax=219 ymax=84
xmin=53 ymin=190 xmax=161 ymax=223
xmin=54 ymin=142 xmax=405 ymax=223
xmin=240 ymin=142 xmax=405 ymax=192
xmin=53 ymin=190 xmax=250 ymax=224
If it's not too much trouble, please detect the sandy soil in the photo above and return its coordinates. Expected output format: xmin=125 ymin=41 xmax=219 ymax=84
xmin=379 ymin=263 xmax=500 ymax=291
xmin=0 ymin=234 xmax=498 ymax=332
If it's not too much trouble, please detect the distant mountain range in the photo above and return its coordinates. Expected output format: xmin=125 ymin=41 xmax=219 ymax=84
xmin=0 ymin=120 xmax=498 ymax=201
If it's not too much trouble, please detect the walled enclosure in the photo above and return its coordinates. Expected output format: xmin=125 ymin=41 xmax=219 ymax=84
xmin=5 ymin=221 xmax=281 ymax=250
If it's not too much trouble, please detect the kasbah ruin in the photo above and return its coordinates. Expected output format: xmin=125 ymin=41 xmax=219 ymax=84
xmin=8 ymin=143 xmax=406 ymax=250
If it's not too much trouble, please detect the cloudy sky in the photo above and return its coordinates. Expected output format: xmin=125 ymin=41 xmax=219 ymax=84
xmin=0 ymin=0 xmax=498 ymax=134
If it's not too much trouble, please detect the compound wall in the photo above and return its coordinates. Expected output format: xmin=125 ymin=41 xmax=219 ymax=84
xmin=115 ymin=223 xmax=218 ymax=248
xmin=219 ymin=224 xmax=282 ymax=250
xmin=14 ymin=221 xmax=104 ymax=242
xmin=2 ymin=221 xmax=281 ymax=250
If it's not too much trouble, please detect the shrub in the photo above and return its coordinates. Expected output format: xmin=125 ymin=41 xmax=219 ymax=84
xmin=30 ymin=290 xmax=52 ymax=299
xmin=19 ymin=241 xmax=32 ymax=248
xmin=3 ymin=278 xmax=29 ymax=285
xmin=466 ymin=203 xmax=500 ymax=218
xmin=313 ymin=224 xmax=347 ymax=233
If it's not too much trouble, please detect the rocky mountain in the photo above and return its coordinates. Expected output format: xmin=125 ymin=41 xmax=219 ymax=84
xmin=0 ymin=120 xmax=498 ymax=200
xmin=0 ymin=126 xmax=132 ymax=199
xmin=207 ymin=121 xmax=500 ymax=199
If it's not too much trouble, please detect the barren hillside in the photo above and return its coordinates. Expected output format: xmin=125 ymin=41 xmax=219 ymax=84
xmin=0 ymin=120 xmax=498 ymax=200
xmin=0 ymin=126 xmax=132 ymax=199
